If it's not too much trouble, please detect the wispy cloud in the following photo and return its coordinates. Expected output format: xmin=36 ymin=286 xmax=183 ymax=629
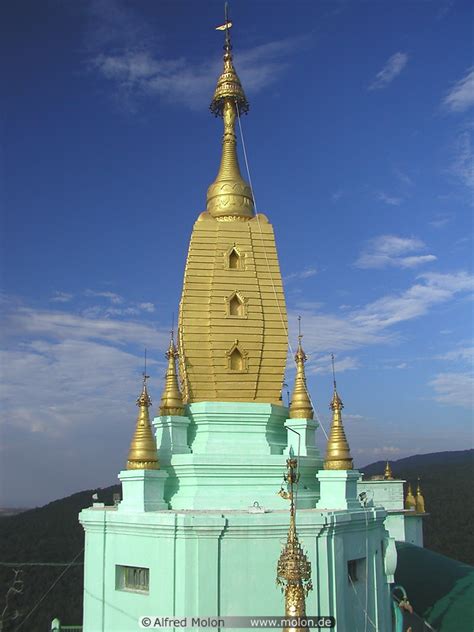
xmin=450 ymin=129 xmax=474 ymax=191
xmin=429 ymin=372 xmax=474 ymax=408
xmin=393 ymin=168 xmax=413 ymax=186
xmin=307 ymin=355 xmax=360 ymax=375
xmin=84 ymin=289 xmax=124 ymax=303
xmin=355 ymin=235 xmax=437 ymax=269
xmin=285 ymin=267 xmax=318 ymax=282
xmin=429 ymin=213 xmax=453 ymax=229
xmin=290 ymin=271 xmax=473 ymax=355
xmin=84 ymin=0 xmax=305 ymax=111
xmin=50 ymin=291 xmax=74 ymax=303
xmin=376 ymin=191 xmax=403 ymax=206
xmin=369 ymin=52 xmax=409 ymax=91
xmin=436 ymin=345 xmax=474 ymax=363
xmin=443 ymin=67 xmax=474 ymax=113
xmin=0 ymin=296 xmax=169 ymax=438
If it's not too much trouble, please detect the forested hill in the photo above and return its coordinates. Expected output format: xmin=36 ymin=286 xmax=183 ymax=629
xmin=0 ymin=450 xmax=472 ymax=632
xmin=0 ymin=485 xmax=120 ymax=632
xmin=362 ymin=449 xmax=474 ymax=566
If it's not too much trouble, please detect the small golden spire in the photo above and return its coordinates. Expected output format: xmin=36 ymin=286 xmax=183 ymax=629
xmin=405 ymin=483 xmax=416 ymax=510
xmin=415 ymin=478 xmax=426 ymax=513
xmin=159 ymin=331 xmax=185 ymax=416
xmin=384 ymin=461 xmax=394 ymax=480
xmin=289 ymin=317 xmax=313 ymax=419
xmin=276 ymin=458 xmax=312 ymax=629
xmin=206 ymin=6 xmax=254 ymax=220
xmin=324 ymin=355 xmax=353 ymax=470
xmin=126 ymin=366 xmax=159 ymax=470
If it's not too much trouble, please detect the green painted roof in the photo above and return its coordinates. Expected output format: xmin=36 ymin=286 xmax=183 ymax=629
xmin=395 ymin=541 xmax=474 ymax=632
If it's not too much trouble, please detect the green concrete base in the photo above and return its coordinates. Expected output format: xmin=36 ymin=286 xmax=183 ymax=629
xmin=283 ymin=418 xmax=320 ymax=458
xmin=153 ymin=414 xmax=191 ymax=466
xmin=154 ymin=403 xmax=323 ymax=510
xmin=118 ymin=469 xmax=168 ymax=512
xmin=80 ymin=504 xmax=393 ymax=632
xmin=316 ymin=469 xmax=362 ymax=511
xmin=166 ymin=453 xmax=321 ymax=510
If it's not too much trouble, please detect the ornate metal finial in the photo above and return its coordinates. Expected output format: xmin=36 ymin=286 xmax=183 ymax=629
xmin=159 ymin=329 xmax=185 ymax=416
xmin=384 ymin=461 xmax=394 ymax=480
xmin=206 ymin=6 xmax=254 ymax=219
xmin=289 ymin=317 xmax=313 ymax=420
xmin=415 ymin=477 xmax=426 ymax=513
xmin=126 ymin=366 xmax=159 ymax=470
xmin=405 ymin=483 xmax=416 ymax=510
xmin=324 ymin=356 xmax=353 ymax=470
xmin=277 ymin=458 xmax=313 ymax=626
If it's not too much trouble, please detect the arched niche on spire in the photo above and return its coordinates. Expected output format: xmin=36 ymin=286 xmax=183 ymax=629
xmin=226 ymin=341 xmax=248 ymax=373
xmin=225 ymin=291 xmax=247 ymax=318
xmin=224 ymin=245 xmax=245 ymax=271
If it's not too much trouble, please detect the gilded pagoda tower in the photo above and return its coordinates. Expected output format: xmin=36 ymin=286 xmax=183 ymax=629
xmin=178 ymin=23 xmax=288 ymax=404
xmin=79 ymin=15 xmax=400 ymax=632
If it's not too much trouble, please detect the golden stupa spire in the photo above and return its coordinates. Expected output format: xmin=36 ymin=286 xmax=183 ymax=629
xmin=415 ymin=478 xmax=426 ymax=513
xmin=384 ymin=461 xmax=394 ymax=480
xmin=126 ymin=359 xmax=159 ymax=470
xmin=324 ymin=355 xmax=353 ymax=470
xmin=289 ymin=317 xmax=313 ymax=419
xmin=159 ymin=330 xmax=185 ymax=416
xmin=276 ymin=458 xmax=312 ymax=629
xmin=405 ymin=483 xmax=416 ymax=510
xmin=206 ymin=4 xmax=254 ymax=219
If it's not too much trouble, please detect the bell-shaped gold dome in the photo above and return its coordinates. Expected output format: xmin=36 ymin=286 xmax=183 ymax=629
xmin=126 ymin=379 xmax=159 ymax=470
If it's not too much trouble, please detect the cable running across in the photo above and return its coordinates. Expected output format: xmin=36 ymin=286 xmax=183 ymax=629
xmin=235 ymin=101 xmax=329 ymax=440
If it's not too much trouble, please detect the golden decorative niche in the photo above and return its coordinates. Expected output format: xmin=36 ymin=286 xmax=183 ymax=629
xmin=226 ymin=341 xmax=248 ymax=373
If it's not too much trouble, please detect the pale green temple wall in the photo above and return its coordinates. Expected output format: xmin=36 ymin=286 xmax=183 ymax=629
xmin=80 ymin=403 xmax=412 ymax=632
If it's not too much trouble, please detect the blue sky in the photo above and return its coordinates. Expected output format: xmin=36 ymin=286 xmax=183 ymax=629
xmin=1 ymin=0 xmax=473 ymax=507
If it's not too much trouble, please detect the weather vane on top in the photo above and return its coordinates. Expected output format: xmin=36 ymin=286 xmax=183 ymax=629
xmin=215 ymin=2 xmax=232 ymax=47
xmin=142 ymin=348 xmax=149 ymax=385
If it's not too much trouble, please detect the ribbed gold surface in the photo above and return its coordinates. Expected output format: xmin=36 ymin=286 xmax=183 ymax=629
xmin=159 ymin=335 xmax=185 ymax=416
xmin=178 ymin=213 xmax=288 ymax=403
xmin=324 ymin=389 xmax=353 ymax=470
xmin=127 ymin=383 xmax=159 ymax=470
xmin=384 ymin=461 xmax=394 ymax=480
xmin=415 ymin=481 xmax=425 ymax=513
xmin=289 ymin=339 xmax=313 ymax=419
xmin=405 ymin=483 xmax=416 ymax=510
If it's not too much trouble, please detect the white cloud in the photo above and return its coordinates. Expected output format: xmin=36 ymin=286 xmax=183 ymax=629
xmin=393 ymin=168 xmax=413 ymax=186
xmin=0 ymin=297 xmax=170 ymax=438
xmin=307 ymin=355 xmax=360 ymax=375
xmin=138 ymin=302 xmax=156 ymax=313
xmin=429 ymin=213 xmax=453 ymax=229
xmin=429 ymin=372 xmax=474 ymax=408
xmin=50 ymin=291 xmax=73 ymax=303
xmin=369 ymin=52 xmax=409 ymax=91
xmin=355 ymin=446 xmax=402 ymax=456
xmin=355 ymin=235 xmax=437 ymax=269
xmin=443 ymin=67 xmax=474 ymax=113
xmin=290 ymin=271 xmax=473 ymax=354
xmin=450 ymin=129 xmax=474 ymax=191
xmin=84 ymin=289 xmax=123 ymax=303
xmin=83 ymin=0 xmax=309 ymax=111
xmin=376 ymin=191 xmax=403 ymax=206
xmin=285 ymin=267 xmax=318 ymax=282
xmin=437 ymin=346 xmax=474 ymax=363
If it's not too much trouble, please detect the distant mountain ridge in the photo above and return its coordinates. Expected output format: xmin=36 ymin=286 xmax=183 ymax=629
xmin=0 ymin=450 xmax=472 ymax=632
xmin=362 ymin=448 xmax=474 ymax=473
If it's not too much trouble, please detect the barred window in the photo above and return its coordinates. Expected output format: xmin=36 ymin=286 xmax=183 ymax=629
xmin=116 ymin=565 xmax=149 ymax=593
